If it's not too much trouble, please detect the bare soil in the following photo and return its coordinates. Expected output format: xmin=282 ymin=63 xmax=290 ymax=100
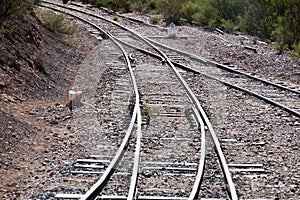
xmin=0 ymin=11 xmax=98 ymax=199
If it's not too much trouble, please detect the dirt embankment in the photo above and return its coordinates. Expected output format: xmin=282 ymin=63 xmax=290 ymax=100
xmin=0 ymin=10 xmax=97 ymax=199
xmin=1 ymin=12 xmax=77 ymax=102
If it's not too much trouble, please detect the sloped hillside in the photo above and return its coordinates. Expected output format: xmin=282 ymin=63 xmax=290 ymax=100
xmin=0 ymin=10 xmax=98 ymax=199
xmin=1 ymin=12 xmax=78 ymax=102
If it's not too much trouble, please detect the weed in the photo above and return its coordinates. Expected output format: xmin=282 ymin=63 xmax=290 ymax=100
xmin=141 ymin=103 xmax=150 ymax=117
xmin=0 ymin=0 xmax=40 ymax=33
xmin=99 ymin=76 xmax=104 ymax=82
xmin=35 ymin=54 xmax=47 ymax=74
xmin=149 ymin=15 xmax=160 ymax=25
xmin=1 ymin=19 xmax=16 ymax=34
xmin=292 ymin=42 xmax=300 ymax=58
xmin=140 ymin=103 xmax=159 ymax=117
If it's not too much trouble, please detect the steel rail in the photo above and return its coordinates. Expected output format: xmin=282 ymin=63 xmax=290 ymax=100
xmin=123 ymin=42 xmax=300 ymax=117
xmin=163 ymin=57 xmax=238 ymax=200
xmin=188 ymin=108 xmax=206 ymax=200
xmin=94 ymin=10 xmax=231 ymax=199
xmin=44 ymin=1 xmax=299 ymax=107
xmin=114 ymin=38 xmax=300 ymax=118
xmin=89 ymin=4 xmax=238 ymax=198
xmin=105 ymin=37 xmax=208 ymax=199
xmin=169 ymin=61 xmax=300 ymax=118
xmin=41 ymin=1 xmax=166 ymax=61
xmin=146 ymin=38 xmax=300 ymax=95
xmin=86 ymin=0 xmax=300 ymax=117
xmin=114 ymin=35 xmax=208 ymax=198
xmin=115 ymin=40 xmax=209 ymax=199
xmin=69 ymin=1 xmax=165 ymax=30
xmin=40 ymin=2 xmax=237 ymax=199
xmin=43 ymin=5 xmax=300 ymax=200
xmin=40 ymin=3 xmax=142 ymax=200
xmin=42 ymin=1 xmax=300 ymax=98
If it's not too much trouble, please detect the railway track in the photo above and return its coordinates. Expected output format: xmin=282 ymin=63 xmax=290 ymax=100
xmin=35 ymin=1 xmax=299 ymax=200
xmin=43 ymin=0 xmax=300 ymax=118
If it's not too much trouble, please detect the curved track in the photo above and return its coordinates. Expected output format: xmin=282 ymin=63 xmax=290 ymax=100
xmin=41 ymin=0 xmax=235 ymax=199
xmin=37 ymin=1 xmax=299 ymax=200
xmin=47 ymin=0 xmax=300 ymax=118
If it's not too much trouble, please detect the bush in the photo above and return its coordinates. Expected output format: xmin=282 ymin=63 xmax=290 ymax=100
xmin=35 ymin=54 xmax=47 ymax=74
xmin=180 ymin=1 xmax=199 ymax=22
xmin=292 ymin=42 xmax=300 ymax=57
xmin=130 ymin=0 xmax=158 ymax=13
xmin=84 ymin=0 xmax=300 ymax=55
xmin=191 ymin=0 xmax=218 ymax=28
xmin=130 ymin=1 xmax=144 ymax=12
xmin=39 ymin=11 xmax=76 ymax=34
xmin=165 ymin=13 xmax=181 ymax=26
xmin=86 ymin=0 xmax=131 ymax=12
xmin=0 ymin=0 xmax=35 ymax=31
xmin=220 ymin=19 xmax=238 ymax=31
xmin=149 ymin=15 xmax=160 ymax=25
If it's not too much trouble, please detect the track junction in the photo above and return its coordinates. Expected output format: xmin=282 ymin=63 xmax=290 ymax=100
xmin=33 ymin=1 xmax=299 ymax=199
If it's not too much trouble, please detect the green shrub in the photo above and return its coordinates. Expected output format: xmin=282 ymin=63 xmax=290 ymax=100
xmin=86 ymin=0 xmax=131 ymax=12
xmin=130 ymin=0 xmax=158 ymax=14
xmin=147 ymin=0 xmax=183 ymax=21
xmin=180 ymin=0 xmax=199 ymax=22
xmin=130 ymin=1 xmax=144 ymax=12
xmin=165 ymin=13 xmax=181 ymax=26
xmin=191 ymin=0 xmax=218 ymax=28
xmin=39 ymin=11 xmax=76 ymax=34
xmin=149 ymin=15 xmax=160 ymax=25
xmin=0 ymin=0 xmax=27 ymax=22
xmin=84 ymin=0 xmax=300 ymax=54
xmin=141 ymin=103 xmax=150 ymax=117
xmin=35 ymin=54 xmax=47 ymax=74
xmin=0 ymin=0 xmax=39 ymax=32
xmin=220 ymin=18 xmax=238 ymax=31
xmin=292 ymin=42 xmax=300 ymax=58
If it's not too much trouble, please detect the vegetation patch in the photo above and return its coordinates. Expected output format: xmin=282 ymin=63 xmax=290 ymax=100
xmin=149 ymin=15 xmax=160 ymax=25
xmin=1 ymin=0 xmax=299 ymax=56
xmin=141 ymin=103 xmax=151 ymax=117
xmin=83 ymin=0 xmax=300 ymax=57
xmin=35 ymin=54 xmax=47 ymax=74
xmin=0 ymin=0 xmax=40 ymax=32
xmin=37 ymin=10 xmax=76 ymax=34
